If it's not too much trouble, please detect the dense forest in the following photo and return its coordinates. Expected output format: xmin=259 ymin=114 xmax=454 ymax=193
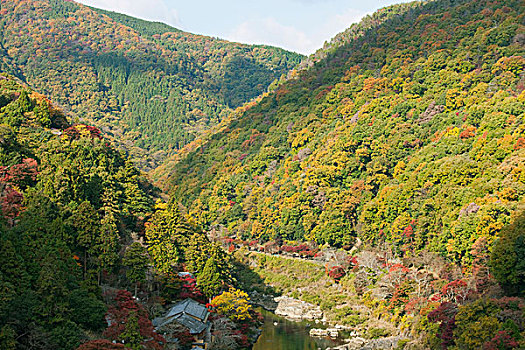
xmin=164 ymin=0 xmax=525 ymax=347
xmin=169 ymin=0 xmax=524 ymax=263
xmin=0 ymin=74 xmax=261 ymax=349
xmin=0 ymin=0 xmax=303 ymax=170
xmin=1 ymin=0 xmax=525 ymax=349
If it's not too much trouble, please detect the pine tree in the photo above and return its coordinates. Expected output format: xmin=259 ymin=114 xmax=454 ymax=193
xmin=196 ymin=257 xmax=223 ymax=299
xmin=123 ymin=242 xmax=149 ymax=296
xmin=145 ymin=202 xmax=192 ymax=274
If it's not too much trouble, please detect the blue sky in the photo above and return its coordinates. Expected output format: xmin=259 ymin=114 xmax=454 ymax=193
xmin=78 ymin=0 xmax=413 ymax=54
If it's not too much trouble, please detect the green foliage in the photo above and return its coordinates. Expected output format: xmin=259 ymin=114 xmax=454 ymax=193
xmin=490 ymin=214 xmax=525 ymax=296
xmin=0 ymin=76 xmax=155 ymax=349
xmin=197 ymin=257 xmax=225 ymax=298
xmin=167 ymin=0 xmax=525 ymax=265
xmin=452 ymin=299 xmax=500 ymax=349
xmin=145 ymin=202 xmax=191 ymax=274
xmin=123 ymin=242 xmax=149 ymax=291
xmin=0 ymin=0 xmax=303 ymax=170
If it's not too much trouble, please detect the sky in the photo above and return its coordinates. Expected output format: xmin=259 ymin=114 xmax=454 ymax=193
xmin=77 ymin=0 xmax=412 ymax=55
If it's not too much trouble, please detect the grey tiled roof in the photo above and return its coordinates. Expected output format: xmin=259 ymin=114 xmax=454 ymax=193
xmin=174 ymin=314 xmax=207 ymax=334
xmin=166 ymin=298 xmax=208 ymax=321
xmin=154 ymin=298 xmax=210 ymax=335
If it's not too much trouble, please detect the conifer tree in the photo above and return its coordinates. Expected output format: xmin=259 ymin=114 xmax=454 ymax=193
xmin=145 ymin=202 xmax=192 ymax=274
xmin=123 ymin=242 xmax=149 ymax=296
xmin=197 ymin=257 xmax=224 ymax=299
xmin=68 ymin=201 xmax=99 ymax=275
xmin=490 ymin=214 xmax=525 ymax=296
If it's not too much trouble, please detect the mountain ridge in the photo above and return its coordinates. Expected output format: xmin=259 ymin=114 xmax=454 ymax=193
xmin=0 ymin=0 xmax=303 ymax=170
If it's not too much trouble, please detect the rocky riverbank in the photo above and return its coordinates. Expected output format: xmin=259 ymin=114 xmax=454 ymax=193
xmin=250 ymin=291 xmax=323 ymax=321
xmin=327 ymin=336 xmax=406 ymax=350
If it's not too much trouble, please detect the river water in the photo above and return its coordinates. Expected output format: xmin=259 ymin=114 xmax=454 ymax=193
xmin=252 ymin=309 xmax=344 ymax=350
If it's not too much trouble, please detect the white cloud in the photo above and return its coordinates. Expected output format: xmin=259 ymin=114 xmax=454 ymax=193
xmin=78 ymin=0 xmax=180 ymax=27
xmin=325 ymin=8 xmax=366 ymax=36
xmin=225 ymin=7 xmax=365 ymax=55
xmin=226 ymin=17 xmax=315 ymax=54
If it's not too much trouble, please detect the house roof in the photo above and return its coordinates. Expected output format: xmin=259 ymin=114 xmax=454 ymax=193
xmin=174 ymin=314 xmax=208 ymax=334
xmin=166 ymin=298 xmax=208 ymax=321
xmin=154 ymin=298 xmax=210 ymax=335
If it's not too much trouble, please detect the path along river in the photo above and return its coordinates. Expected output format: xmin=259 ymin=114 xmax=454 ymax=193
xmin=252 ymin=309 xmax=344 ymax=350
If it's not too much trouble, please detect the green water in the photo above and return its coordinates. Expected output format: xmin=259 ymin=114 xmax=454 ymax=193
xmin=252 ymin=309 xmax=343 ymax=350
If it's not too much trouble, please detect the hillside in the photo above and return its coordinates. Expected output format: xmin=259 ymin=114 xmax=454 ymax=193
xmin=0 ymin=73 xmax=154 ymax=348
xmin=0 ymin=73 xmax=247 ymax=349
xmin=0 ymin=0 xmax=303 ymax=170
xmin=169 ymin=0 xmax=524 ymax=259
xmin=164 ymin=0 xmax=525 ymax=346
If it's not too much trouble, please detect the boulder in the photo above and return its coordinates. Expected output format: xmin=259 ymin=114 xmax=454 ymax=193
xmin=274 ymin=296 xmax=323 ymax=321
xmin=309 ymin=328 xmax=339 ymax=338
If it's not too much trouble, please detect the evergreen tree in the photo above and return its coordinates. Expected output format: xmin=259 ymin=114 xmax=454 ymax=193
xmin=145 ymin=202 xmax=192 ymax=274
xmin=123 ymin=242 xmax=149 ymax=296
xmin=197 ymin=257 xmax=224 ymax=299
xmin=490 ymin=214 xmax=525 ymax=296
xmin=184 ymin=232 xmax=211 ymax=275
xmin=68 ymin=201 xmax=99 ymax=275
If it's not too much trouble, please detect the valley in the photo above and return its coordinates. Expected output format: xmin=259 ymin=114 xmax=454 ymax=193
xmin=0 ymin=0 xmax=524 ymax=349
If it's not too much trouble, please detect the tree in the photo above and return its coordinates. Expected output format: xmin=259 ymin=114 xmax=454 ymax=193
xmin=197 ymin=257 xmax=224 ymax=299
xmin=184 ymin=232 xmax=211 ymax=275
xmin=211 ymin=288 xmax=252 ymax=322
xmin=123 ymin=242 xmax=149 ymax=296
xmin=104 ymin=290 xmax=164 ymax=350
xmin=490 ymin=214 xmax=525 ymax=296
xmin=68 ymin=201 xmax=99 ymax=275
xmin=145 ymin=202 xmax=193 ymax=274
xmin=96 ymin=211 xmax=119 ymax=282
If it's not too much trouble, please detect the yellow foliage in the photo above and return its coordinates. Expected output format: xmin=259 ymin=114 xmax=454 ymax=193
xmin=211 ymin=288 xmax=252 ymax=322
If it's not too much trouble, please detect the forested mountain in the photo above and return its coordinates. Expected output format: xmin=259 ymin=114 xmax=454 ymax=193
xmin=0 ymin=0 xmax=303 ymax=170
xmin=0 ymin=74 xmax=245 ymax=349
xmin=164 ymin=0 xmax=525 ymax=346
xmin=0 ymin=73 xmax=153 ymax=347
xmin=169 ymin=0 xmax=524 ymax=283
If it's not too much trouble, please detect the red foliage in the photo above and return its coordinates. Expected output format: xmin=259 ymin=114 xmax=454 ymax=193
xmin=404 ymin=297 xmax=428 ymax=315
xmin=280 ymin=243 xmax=318 ymax=257
xmin=514 ymin=137 xmax=525 ymax=150
xmin=1 ymin=187 xmax=23 ymax=221
xmin=103 ymin=290 xmax=164 ymax=350
xmin=326 ymin=265 xmax=346 ymax=282
xmin=64 ymin=124 xmax=103 ymax=140
xmin=428 ymin=302 xmax=458 ymax=349
xmin=483 ymin=331 xmax=519 ymax=350
xmin=179 ymin=276 xmax=206 ymax=303
xmin=441 ymin=280 xmax=470 ymax=304
xmin=0 ymin=158 xmax=39 ymax=222
xmin=346 ymin=256 xmax=359 ymax=271
xmin=0 ymin=158 xmax=38 ymax=189
xmin=77 ymin=340 xmax=126 ymax=349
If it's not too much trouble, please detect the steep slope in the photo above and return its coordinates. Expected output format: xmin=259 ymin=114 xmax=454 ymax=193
xmin=0 ymin=0 xmax=303 ymax=170
xmin=168 ymin=0 xmax=524 ymax=266
xmin=0 ymin=73 xmax=156 ymax=348
xmin=0 ymin=73 xmax=240 ymax=349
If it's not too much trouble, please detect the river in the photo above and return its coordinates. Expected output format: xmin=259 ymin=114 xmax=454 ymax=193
xmin=252 ymin=309 xmax=344 ymax=350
